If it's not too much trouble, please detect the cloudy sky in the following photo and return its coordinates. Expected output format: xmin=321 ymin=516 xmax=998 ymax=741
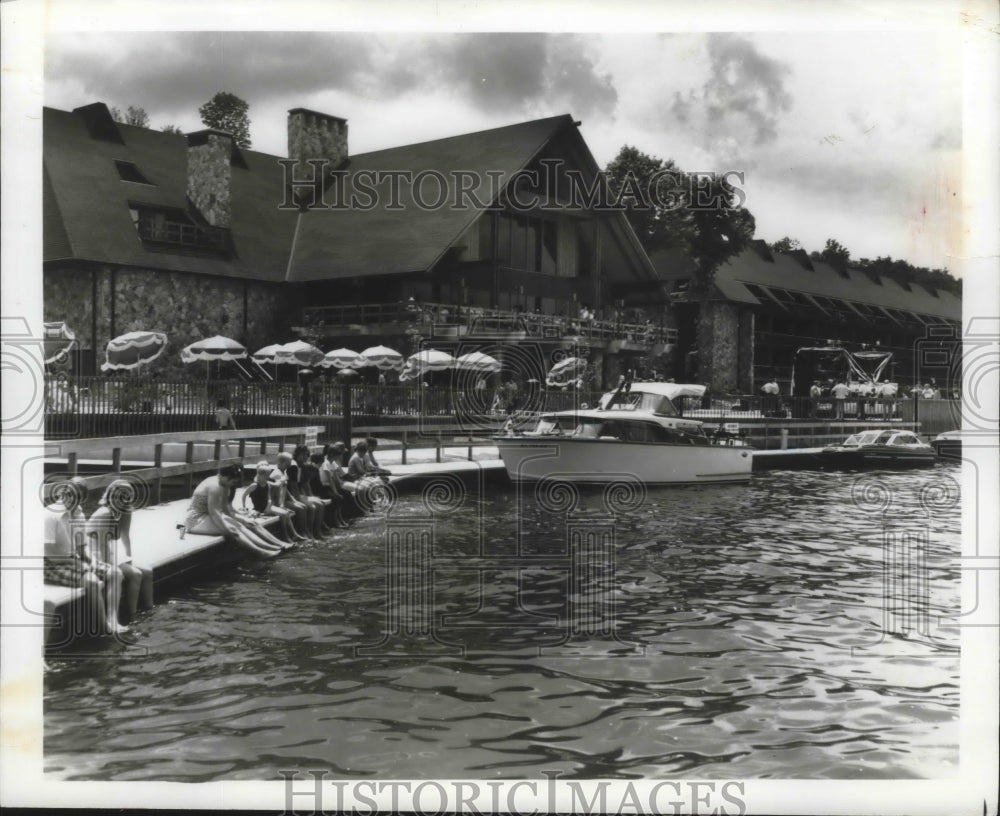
xmin=39 ymin=6 xmax=983 ymax=273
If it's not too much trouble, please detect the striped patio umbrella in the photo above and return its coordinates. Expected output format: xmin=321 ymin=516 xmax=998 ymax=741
xmin=274 ymin=340 xmax=325 ymax=368
xmin=180 ymin=335 xmax=247 ymax=363
xmin=455 ymin=351 xmax=501 ymax=373
xmin=43 ymin=321 xmax=77 ymax=366
xmin=356 ymin=345 xmax=404 ymax=371
xmin=320 ymin=347 xmax=361 ymax=370
xmin=252 ymin=344 xmax=284 ymax=365
xmin=545 ymin=356 xmax=587 ymax=387
xmin=101 ymin=330 xmax=168 ymax=372
xmin=399 ymin=349 xmax=455 ymax=382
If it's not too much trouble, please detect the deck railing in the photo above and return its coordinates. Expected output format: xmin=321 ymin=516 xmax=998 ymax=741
xmin=302 ymin=301 xmax=677 ymax=347
xmin=44 ymin=375 xmax=959 ymax=439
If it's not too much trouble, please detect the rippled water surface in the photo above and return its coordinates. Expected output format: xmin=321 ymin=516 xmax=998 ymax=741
xmin=44 ymin=465 xmax=961 ymax=780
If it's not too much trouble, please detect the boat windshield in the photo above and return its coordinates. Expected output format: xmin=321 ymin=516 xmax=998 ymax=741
xmin=843 ymin=431 xmax=881 ymax=447
xmin=606 ymin=391 xmax=680 ymax=416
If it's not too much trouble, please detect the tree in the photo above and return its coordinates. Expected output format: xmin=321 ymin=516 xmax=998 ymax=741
xmin=198 ymin=92 xmax=251 ymax=148
xmin=813 ymin=238 xmax=851 ymax=271
xmin=771 ymin=236 xmax=801 ymax=252
xmin=160 ymin=124 xmax=184 ymax=135
xmin=109 ymin=105 xmax=150 ymax=128
xmin=604 ymin=146 xmax=756 ymax=297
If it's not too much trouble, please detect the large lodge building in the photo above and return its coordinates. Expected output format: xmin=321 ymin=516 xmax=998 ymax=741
xmin=43 ymin=102 xmax=961 ymax=392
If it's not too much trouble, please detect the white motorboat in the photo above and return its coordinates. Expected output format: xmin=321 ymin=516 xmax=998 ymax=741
xmin=494 ymin=382 xmax=753 ymax=485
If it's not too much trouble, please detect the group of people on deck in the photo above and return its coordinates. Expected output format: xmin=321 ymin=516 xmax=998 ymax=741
xmin=184 ymin=438 xmax=392 ymax=556
xmin=43 ymin=477 xmax=154 ymax=635
xmin=44 ymin=438 xmax=392 ymax=638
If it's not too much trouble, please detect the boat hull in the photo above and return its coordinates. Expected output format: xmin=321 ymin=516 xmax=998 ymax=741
xmin=495 ymin=436 xmax=753 ymax=485
xmin=817 ymin=446 xmax=937 ymax=469
xmin=930 ymin=439 xmax=961 ymax=460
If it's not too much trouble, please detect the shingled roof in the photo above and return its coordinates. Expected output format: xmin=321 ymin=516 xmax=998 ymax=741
xmin=649 ymin=244 xmax=960 ymax=322
xmin=44 ymin=105 xmax=654 ymax=287
xmin=43 ymin=106 xmax=299 ymax=282
xmin=286 ymin=115 xmax=655 ymax=282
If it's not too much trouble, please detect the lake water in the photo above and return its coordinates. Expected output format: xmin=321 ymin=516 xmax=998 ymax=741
xmin=44 ymin=464 xmax=961 ymax=781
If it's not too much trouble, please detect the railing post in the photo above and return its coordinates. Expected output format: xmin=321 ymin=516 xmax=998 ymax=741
xmin=342 ymin=383 xmax=352 ymax=451
xmin=402 ymin=430 xmax=408 ymax=465
xmin=153 ymin=443 xmax=163 ymax=505
xmin=185 ymin=441 xmax=194 ymax=496
xmin=436 ymin=432 xmax=442 ymax=463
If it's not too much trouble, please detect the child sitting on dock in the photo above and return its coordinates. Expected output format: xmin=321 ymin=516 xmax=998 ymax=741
xmin=322 ymin=442 xmax=364 ymax=523
xmin=44 ymin=477 xmax=125 ymax=636
xmin=363 ymin=437 xmax=392 ymax=482
xmin=309 ymin=452 xmax=349 ymax=529
xmin=241 ymin=461 xmax=308 ymax=543
xmin=185 ymin=464 xmax=291 ymax=558
xmin=270 ymin=452 xmax=316 ymax=541
xmin=86 ymin=479 xmax=154 ymax=623
xmin=292 ymin=445 xmax=334 ymax=537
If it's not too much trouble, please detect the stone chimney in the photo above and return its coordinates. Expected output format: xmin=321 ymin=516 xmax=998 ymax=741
xmin=287 ymin=108 xmax=348 ymax=171
xmin=186 ymin=129 xmax=233 ymax=228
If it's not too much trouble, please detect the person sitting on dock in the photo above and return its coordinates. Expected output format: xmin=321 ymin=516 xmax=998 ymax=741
xmin=363 ymin=437 xmax=392 ymax=482
xmin=185 ymin=464 xmax=289 ymax=558
xmin=346 ymin=440 xmax=369 ymax=482
xmin=323 ymin=442 xmax=364 ymax=524
xmin=292 ymin=445 xmax=333 ymax=538
xmin=44 ymin=477 xmax=125 ymax=636
xmin=308 ymin=452 xmax=350 ymax=529
xmin=241 ymin=461 xmax=308 ymax=543
xmin=270 ymin=452 xmax=315 ymax=540
xmin=86 ymin=479 xmax=154 ymax=624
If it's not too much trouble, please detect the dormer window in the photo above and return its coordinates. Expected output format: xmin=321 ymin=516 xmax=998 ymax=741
xmin=115 ymin=160 xmax=153 ymax=185
xmin=129 ymin=202 xmax=231 ymax=255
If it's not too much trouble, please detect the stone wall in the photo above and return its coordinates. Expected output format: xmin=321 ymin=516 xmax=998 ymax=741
xmin=44 ymin=264 xmax=293 ymax=376
xmin=697 ymin=300 xmax=742 ymax=393
xmin=186 ymin=133 xmax=232 ymax=228
xmin=287 ymin=110 xmax=348 ymax=170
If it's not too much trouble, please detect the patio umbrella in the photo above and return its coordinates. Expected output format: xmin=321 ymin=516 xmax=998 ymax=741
xmin=546 ymin=356 xmax=587 ymax=387
xmin=356 ymin=345 xmax=404 ymax=371
xmin=252 ymin=344 xmax=283 ymax=365
xmin=180 ymin=335 xmax=247 ymax=363
xmin=399 ymin=349 xmax=455 ymax=382
xmin=455 ymin=351 xmax=501 ymax=373
xmin=43 ymin=321 xmax=77 ymax=366
xmin=321 ymin=347 xmax=361 ymax=370
xmin=274 ymin=340 xmax=325 ymax=368
xmin=101 ymin=330 xmax=168 ymax=372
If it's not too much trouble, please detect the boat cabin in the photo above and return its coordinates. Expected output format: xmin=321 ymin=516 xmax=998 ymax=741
xmin=841 ymin=430 xmax=927 ymax=448
xmin=532 ymin=414 xmax=710 ymax=445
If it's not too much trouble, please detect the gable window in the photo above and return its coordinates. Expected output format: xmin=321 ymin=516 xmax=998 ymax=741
xmin=115 ymin=160 xmax=153 ymax=185
xmin=497 ymin=213 xmax=558 ymax=274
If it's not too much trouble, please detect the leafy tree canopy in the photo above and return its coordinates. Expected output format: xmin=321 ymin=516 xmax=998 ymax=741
xmin=605 ymin=145 xmax=756 ymax=297
xmin=109 ymin=105 xmax=150 ymax=128
xmin=770 ymin=236 xmax=801 ymax=252
xmin=160 ymin=124 xmax=184 ymax=135
xmin=199 ymin=92 xmax=252 ymax=148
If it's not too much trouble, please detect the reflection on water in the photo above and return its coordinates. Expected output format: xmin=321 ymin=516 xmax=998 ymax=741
xmin=44 ymin=465 xmax=960 ymax=780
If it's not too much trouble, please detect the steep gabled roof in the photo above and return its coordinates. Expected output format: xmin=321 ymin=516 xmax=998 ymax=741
xmin=42 ymin=106 xmax=297 ymax=281
xmin=44 ymin=104 xmax=656 ymax=287
xmin=287 ymin=115 xmax=575 ymax=281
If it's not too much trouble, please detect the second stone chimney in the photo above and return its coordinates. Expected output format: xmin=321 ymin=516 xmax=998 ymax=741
xmin=287 ymin=108 xmax=348 ymax=171
xmin=186 ymin=129 xmax=233 ymax=228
